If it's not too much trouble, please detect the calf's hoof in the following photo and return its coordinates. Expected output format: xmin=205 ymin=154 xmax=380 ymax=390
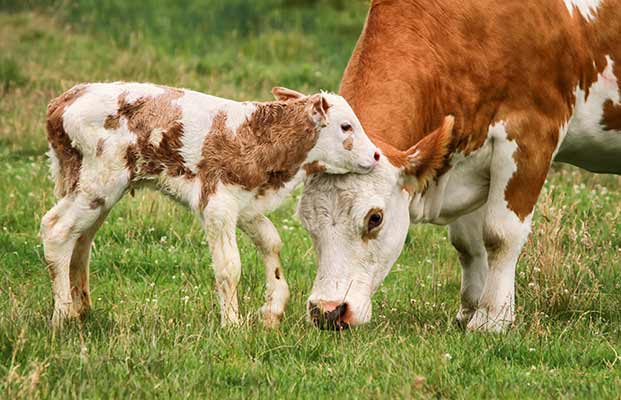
xmin=50 ymin=306 xmax=80 ymax=331
xmin=262 ymin=312 xmax=282 ymax=329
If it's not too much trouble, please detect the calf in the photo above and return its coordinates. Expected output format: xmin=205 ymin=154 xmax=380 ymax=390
xmin=41 ymin=82 xmax=379 ymax=328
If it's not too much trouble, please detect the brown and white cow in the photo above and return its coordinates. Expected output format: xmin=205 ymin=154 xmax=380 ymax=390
xmin=41 ymin=82 xmax=379 ymax=329
xmin=299 ymin=0 xmax=621 ymax=331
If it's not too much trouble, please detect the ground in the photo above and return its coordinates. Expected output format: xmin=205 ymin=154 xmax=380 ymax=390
xmin=1 ymin=1 xmax=620 ymax=398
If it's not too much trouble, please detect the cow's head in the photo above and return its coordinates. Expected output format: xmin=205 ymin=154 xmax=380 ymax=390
xmin=272 ymin=87 xmax=380 ymax=175
xmin=298 ymin=116 xmax=455 ymax=329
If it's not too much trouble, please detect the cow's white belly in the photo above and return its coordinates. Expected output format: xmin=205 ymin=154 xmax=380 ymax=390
xmin=555 ymin=56 xmax=621 ymax=174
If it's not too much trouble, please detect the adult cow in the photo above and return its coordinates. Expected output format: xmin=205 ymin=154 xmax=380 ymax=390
xmin=296 ymin=0 xmax=621 ymax=331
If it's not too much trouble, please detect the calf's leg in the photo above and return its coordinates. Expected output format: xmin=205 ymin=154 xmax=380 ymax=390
xmin=41 ymin=194 xmax=108 ymax=329
xmin=203 ymin=200 xmax=242 ymax=326
xmin=68 ymin=210 xmax=109 ymax=318
xmin=240 ymin=214 xmax=290 ymax=328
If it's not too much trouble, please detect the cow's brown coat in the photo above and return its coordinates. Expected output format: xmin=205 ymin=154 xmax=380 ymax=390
xmin=339 ymin=0 xmax=621 ymax=221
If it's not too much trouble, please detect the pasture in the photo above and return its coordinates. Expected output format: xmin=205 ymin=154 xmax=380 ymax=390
xmin=1 ymin=1 xmax=620 ymax=398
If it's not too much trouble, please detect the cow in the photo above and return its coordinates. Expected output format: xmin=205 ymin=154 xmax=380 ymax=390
xmin=40 ymin=82 xmax=380 ymax=329
xmin=298 ymin=0 xmax=621 ymax=332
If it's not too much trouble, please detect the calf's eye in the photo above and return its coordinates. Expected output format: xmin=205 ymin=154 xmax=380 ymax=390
xmin=340 ymin=122 xmax=353 ymax=132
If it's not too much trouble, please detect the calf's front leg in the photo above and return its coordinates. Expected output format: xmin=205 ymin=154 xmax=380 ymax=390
xmin=240 ymin=214 xmax=290 ymax=328
xmin=203 ymin=207 xmax=242 ymax=326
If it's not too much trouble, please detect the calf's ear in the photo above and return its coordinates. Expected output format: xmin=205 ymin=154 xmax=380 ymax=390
xmin=307 ymin=94 xmax=331 ymax=127
xmin=272 ymin=86 xmax=306 ymax=101
xmin=401 ymin=115 xmax=455 ymax=189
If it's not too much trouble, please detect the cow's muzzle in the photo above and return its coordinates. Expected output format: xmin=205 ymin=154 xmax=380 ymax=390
xmin=308 ymin=301 xmax=351 ymax=331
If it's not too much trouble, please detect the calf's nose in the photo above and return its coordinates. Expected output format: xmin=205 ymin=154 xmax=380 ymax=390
xmin=308 ymin=301 xmax=350 ymax=330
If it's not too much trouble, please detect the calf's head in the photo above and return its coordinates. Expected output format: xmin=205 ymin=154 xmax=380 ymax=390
xmin=272 ymin=87 xmax=380 ymax=174
xmin=298 ymin=116 xmax=455 ymax=329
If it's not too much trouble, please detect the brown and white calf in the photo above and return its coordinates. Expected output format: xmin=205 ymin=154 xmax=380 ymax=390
xmin=299 ymin=0 xmax=621 ymax=331
xmin=41 ymin=82 xmax=379 ymax=328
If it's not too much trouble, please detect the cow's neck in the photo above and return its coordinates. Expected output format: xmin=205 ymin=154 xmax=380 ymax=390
xmin=339 ymin=0 xmax=454 ymax=157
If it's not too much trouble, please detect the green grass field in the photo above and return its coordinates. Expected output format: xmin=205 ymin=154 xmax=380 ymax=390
xmin=1 ymin=1 xmax=620 ymax=398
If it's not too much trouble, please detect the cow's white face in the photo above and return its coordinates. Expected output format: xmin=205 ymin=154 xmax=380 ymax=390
xmin=298 ymin=159 xmax=411 ymax=328
xmin=298 ymin=115 xmax=457 ymax=329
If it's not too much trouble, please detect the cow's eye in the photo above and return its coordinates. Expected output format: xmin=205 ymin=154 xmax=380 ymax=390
xmin=364 ymin=208 xmax=384 ymax=237
xmin=340 ymin=122 xmax=353 ymax=132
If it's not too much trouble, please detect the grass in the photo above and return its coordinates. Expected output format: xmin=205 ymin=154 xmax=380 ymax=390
xmin=1 ymin=1 xmax=620 ymax=398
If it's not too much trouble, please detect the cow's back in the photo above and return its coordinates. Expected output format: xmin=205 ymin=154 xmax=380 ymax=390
xmin=340 ymin=0 xmax=621 ymax=173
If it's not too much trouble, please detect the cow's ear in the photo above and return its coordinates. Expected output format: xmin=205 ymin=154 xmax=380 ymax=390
xmin=272 ymin=86 xmax=306 ymax=101
xmin=307 ymin=94 xmax=330 ymax=126
xmin=402 ymin=116 xmax=455 ymax=189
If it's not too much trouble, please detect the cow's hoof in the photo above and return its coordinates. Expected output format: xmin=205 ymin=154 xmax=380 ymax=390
xmin=466 ymin=309 xmax=513 ymax=333
xmin=454 ymin=307 xmax=475 ymax=329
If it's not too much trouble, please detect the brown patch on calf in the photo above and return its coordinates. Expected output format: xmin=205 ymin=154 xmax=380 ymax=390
xmin=95 ymin=139 xmax=105 ymax=157
xmin=601 ymin=99 xmax=621 ymax=131
xmin=103 ymin=114 xmax=120 ymax=130
xmin=198 ymin=98 xmax=320 ymax=208
xmin=46 ymin=85 xmax=87 ymax=197
xmin=303 ymin=160 xmax=327 ymax=175
xmin=274 ymin=268 xmax=281 ymax=280
xmin=342 ymin=136 xmax=353 ymax=150
xmin=89 ymin=197 xmax=105 ymax=209
xmin=124 ymin=144 xmax=139 ymax=181
xmin=107 ymin=88 xmax=195 ymax=180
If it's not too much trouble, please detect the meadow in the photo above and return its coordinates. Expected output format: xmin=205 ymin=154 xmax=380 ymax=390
xmin=1 ymin=1 xmax=620 ymax=398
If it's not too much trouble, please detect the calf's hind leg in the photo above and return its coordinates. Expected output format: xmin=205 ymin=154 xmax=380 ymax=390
xmin=68 ymin=209 xmax=109 ymax=318
xmin=41 ymin=193 xmax=109 ymax=328
xmin=240 ymin=214 xmax=290 ymax=328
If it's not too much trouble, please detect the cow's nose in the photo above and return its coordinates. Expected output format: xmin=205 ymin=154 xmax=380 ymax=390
xmin=308 ymin=301 xmax=350 ymax=330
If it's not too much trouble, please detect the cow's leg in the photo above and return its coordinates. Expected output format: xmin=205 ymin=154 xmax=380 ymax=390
xmin=448 ymin=206 xmax=488 ymax=328
xmin=41 ymin=193 xmax=109 ymax=329
xmin=239 ymin=214 xmax=290 ymax=328
xmin=467 ymin=120 xmax=556 ymax=332
xmin=203 ymin=200 xmax=242 ymax=326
